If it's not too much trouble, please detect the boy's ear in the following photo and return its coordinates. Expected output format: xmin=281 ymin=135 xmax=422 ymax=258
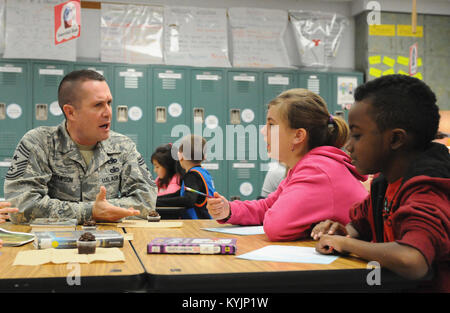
xmin=389 ymin=128 xmax=408 ymax=150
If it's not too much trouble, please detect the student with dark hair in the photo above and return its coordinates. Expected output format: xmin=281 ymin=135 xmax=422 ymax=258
xmin=312 ymin=75 xmax=450 ymax=292
xmin=207 ymin=88 xmax=368 ymax=241
xmin=151 ymin=143 xmax=181 ymax=196
xmin=156 ymin=135 xmax=215 ymax=219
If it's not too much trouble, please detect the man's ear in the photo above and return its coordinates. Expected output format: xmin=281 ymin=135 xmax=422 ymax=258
xmin=390 ymin=128 xmax=408 ymax=150
xmin=63 ymin=104 xmax=75 ymax=121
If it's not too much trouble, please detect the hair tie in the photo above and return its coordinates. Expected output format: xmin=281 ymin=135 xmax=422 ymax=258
xmin=328 ymin=114 xmax=334 ymax=124
xmin=328 ymin=114 xmax=335 ymax=130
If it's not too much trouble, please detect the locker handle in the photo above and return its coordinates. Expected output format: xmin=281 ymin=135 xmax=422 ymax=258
xmin=0 ymin=103 xmax=5 ymax=120
xmin=117 ymin=105 xmax=128 ymax=122
xmin=36 ymin=103 xmax=48 ymax=121
xmin=155 ymin=107 xmax=167 ymax=123
xmin=193 ymin=108 xmax=204 ymax=124
xmin=230 ymin=109 xmax=241 ymax=125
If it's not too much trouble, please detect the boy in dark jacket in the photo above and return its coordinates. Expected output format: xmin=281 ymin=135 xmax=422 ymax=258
xmin=311 ymin=74 xmax=450 ymax=292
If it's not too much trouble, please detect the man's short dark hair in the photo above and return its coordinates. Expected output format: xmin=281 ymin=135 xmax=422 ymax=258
xmin=354 ymin=74 xmax=440 ymax=149
xmin=58 ymin=69 xmax=106 ymax=117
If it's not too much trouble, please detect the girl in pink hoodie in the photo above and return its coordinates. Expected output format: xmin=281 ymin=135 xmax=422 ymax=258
xmin=207 ymin=89 xmax=368 ymax=241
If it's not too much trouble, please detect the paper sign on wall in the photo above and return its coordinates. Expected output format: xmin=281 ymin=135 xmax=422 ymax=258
xmin=409 ymin=43 xmax=418 ymax=75
xmin=54 ymin=0 xmax=81 ymax=45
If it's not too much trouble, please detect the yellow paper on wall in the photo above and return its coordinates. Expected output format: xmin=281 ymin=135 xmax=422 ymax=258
xmin=397 ymin=25 xmax=423 ymax=37
xmin=368 ymin=55 xmax=381 ymax=65
xmin=369 ymin=24 xmax=396 ymax=36
xmin=383 ymin=68 xmax=395 ymax=76
xmin=417 ymin=58 xmax=422 ymax=67
xmin=397 ymin=56 xmax=409 ymax=66
xmin=369 ymin=67 xmax=382 ymax=78
xmin=382 ymin=56 xmax=396 ymax=67
xmin=398 ymin=70 xmax=409 ymax=75
xmin=413 ymin=72 xmax=423 ymax=80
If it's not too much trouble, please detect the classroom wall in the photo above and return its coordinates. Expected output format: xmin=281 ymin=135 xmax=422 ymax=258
xmin=76 ymin=0 xmax=357 ymax=69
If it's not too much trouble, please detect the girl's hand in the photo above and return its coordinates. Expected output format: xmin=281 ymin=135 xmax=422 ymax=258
xmin=206 ymin=192 xmax=231 ymax=221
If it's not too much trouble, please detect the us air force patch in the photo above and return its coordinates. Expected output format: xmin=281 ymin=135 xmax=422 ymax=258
xmin=6 ymin=143 xmax=30 ymax=180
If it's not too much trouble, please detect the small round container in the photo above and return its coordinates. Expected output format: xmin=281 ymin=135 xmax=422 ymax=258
xmin=147 ymin=213 xmax=161 ymax=222
xmin=77 ymin=239 xmax=97 ymax=254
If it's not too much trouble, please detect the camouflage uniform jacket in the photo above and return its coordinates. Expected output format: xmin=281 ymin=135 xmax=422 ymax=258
xmin=4 ymin=122 xmax=157 ymax=224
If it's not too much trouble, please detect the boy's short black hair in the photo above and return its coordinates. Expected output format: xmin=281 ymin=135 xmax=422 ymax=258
xmin=354 ymin=74 xmax=440 ymax=149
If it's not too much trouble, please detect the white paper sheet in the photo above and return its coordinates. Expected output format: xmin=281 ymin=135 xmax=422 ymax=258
xmin=164 ymin=6 xmax=230 ymax=67
xmin=228 ymin=7 xmax=291 ymax=68
xmin=237 ymin=245 xmax=339 ymax=264
xmin=202 ymin=226 xmax=265 ymax=235
xmin=101 ymin=3 xmax=163 ymax=64
xmin=4 ymin=0 xmax=76 ymax=61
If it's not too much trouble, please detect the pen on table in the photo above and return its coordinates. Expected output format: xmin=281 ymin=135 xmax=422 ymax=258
xmin=184 ymin=186 xmax=213 ymax=198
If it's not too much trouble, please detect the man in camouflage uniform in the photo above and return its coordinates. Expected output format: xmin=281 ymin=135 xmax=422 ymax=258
xmin=4 ymin=70 xmax=157 ymax=224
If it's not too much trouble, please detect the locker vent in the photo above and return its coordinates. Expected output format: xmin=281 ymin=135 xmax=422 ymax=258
xmin=0 ymin=132 xmax=17 ymax=150
xmin=0 ymin=72 xmax=17 ymax=86
xmin=200 ymin=80 xmax=214 ymax=93
xmin=237 ymin=81 xmax=250 ymax=93
xmin=44 ymin=75 xmax=58 ymax=87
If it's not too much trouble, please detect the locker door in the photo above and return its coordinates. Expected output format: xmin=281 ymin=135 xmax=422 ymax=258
xmin=0 ymin=61 xmax=30 ymax=157
xmin=190 ymin=68 xmax=227 ymax=197
xmin=32 ymin=62 xmax=71 ymax=128
xmin=227 ymin=70 xmax=262 ymax=201
xmin=112 ymin=65 xmax=149 ymax=160
xmin=151 ymin=66 xmax=189 ymax=155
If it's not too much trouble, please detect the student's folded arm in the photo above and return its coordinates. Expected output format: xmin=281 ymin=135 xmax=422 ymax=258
xmin=225 ymin=186 xmax=280 ymax=226
xmin=347 ymin=197 xmax=372 ymax=240
xmin=262 ymin=165 xmax=346 ymax=241
xmin=339 ymin=238 xmax=429 ymax=280
xmin=4 ymin=134 xmax=92 ymax=224
xmin=108 ymin=147 xmax=157 ymax=219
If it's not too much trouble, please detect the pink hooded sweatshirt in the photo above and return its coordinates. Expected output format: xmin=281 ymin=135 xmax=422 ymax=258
xmin=220 ymin=146 xmax=368 ymax=241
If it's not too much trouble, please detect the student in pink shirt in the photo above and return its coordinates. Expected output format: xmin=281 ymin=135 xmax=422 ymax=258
xmin=151 ymin=143 xmax=181 ymax=196
xmin=207 ymin=88 xmax=368 ymax=241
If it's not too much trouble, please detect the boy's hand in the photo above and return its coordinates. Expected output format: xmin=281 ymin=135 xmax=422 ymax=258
xmin=315 ymin=235 xmax=346 ymax=255
xmin=206 ymin=192 xmax=230 ymax=220
xmin=311 ymin=219 xmax=348 ymax=240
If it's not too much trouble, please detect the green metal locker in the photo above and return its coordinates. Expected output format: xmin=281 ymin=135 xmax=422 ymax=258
xmin=150 ymin=66 xmax=189 ymax=160
xmin=190 ymin=68 xmax=227 ymax=198
xmin=32 ymin=61 xmax=72 ymax=128
xmin=298 ymin=70 xmax=331 ymax=110
xmin=0 ymin=60 xmax=31 ymax=157
xmin=260 ymin=70 xmax=297 ymax=195
xmin=328 ymin=69 xmax=364 ymax=121
xmin=227 ymin=69 xmax=262 ymax=201
xmin=112 ymin=65 xmax=149 ymax=161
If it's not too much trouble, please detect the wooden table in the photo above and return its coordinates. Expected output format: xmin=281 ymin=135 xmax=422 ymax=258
xmin=126 ymin=220 xmax=414 ymax=292
xmin=0 ymin=223 xmax=145 ymax=292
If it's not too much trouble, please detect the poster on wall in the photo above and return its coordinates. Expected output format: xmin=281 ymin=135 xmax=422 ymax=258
xmin=164 ymin=6 xmax=230 ymax=67
xmin=3 ymin=0 xmax=76 ymax=61
xmin=337 ymin=76 xmax=357 ymax=110
xmin=54 ymin=0 xmax=81 ymax=45
xmin=101 ymin=3 xmax=164 ymax=64
xmin=228 ymin=7 xmax=291 ymax=68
